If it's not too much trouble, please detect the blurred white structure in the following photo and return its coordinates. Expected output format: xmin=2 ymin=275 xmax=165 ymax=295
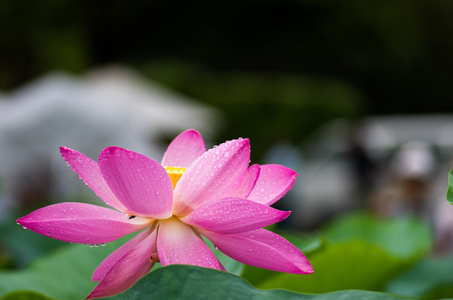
xmin=266 ymin=116 xmax=453 ymax=229
xmin=0 ymin=66 xmax=221 ymax=219
xmin=390 ymin=141 xmax=435 ymax=179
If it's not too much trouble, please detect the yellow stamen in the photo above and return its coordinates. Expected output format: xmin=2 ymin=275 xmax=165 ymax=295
xmin=164 ymin=166 xmax=186 ymax=190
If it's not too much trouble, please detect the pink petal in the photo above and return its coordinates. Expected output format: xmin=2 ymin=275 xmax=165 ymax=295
xmin=92 ymin=227 xmax=153 ymax=281
xmin=86 ymin=227 xmax=157 ymax=299
xmin=16 ymin=203 xmax=151 ymax=244
xmin=199 ymin=228 xmax=313 ymax=274
xmin=233 ymin=164 xmax=260 ymax=198
xmin=60 ymin=147 xmax=128 ymax=212
xmin=181 ymin=197 xmax=290 ymax=234
xmin=98 ymin=147 xmax=173 ymax=219
xmin=161 ymin=129 xmax=206 ymax=168
xmin=172 ymin=138 xmax=251 ymax=216
xmin=157 ymin=217 xmax=221 ymax=269
xmin=247 ymin=164 xmax=298 ymax=205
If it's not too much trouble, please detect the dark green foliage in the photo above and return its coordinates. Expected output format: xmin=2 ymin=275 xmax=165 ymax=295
xmin=108 ymin=264 xmax=405 ymax=300
xmin=242 ymin=213 xmax=432 ymax=294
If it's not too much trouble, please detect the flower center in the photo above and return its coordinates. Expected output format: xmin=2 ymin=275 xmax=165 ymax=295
xmin=164 ymin=166 xmax=186 ymax=189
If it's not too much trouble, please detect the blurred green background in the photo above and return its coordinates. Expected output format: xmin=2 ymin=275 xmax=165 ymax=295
xmin=2 ymin=0 xmax=453 ymax=157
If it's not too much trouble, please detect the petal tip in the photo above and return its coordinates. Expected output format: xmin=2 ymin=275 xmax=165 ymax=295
xmin=281 ymin=166 xmax=298 ymax=179
xmin=239 ymin=137 xmax=250 ymax=146
xmin=282 ymin=210 xmax=291 ymax=220
xmin=185 ymin=128 xmax=202 ymax=136
xmin=16 ymin=214 xmax=33 ymax=226
xmin=273 ymin=210 xmax=291 ymax=225
xmin=59 ymin=146 xmax=74 ymax=159
xmin=220 ymin=137 xmax=250 ymax=154
xmin=98 ymin=146 xmax=128 ymax=163
xmin=297 ymin=263 xmax=314 ymax=274
xmin=99 ymin=146 xmax=118 ymax=156
xmin=59 ymin=146 xmax=69 ymax=153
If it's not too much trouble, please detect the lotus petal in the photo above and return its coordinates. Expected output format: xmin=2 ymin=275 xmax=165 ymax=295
xmin=60 ymin=147 xmax=127 ymax=212
xmin=173 ymin=138 xmax=250 ymax=216
xmin=161 ymin=129 xmax=206 ymax=168
xmin=247 ymin=164 xmax=297 ymax=205
xmin=86 ymin=228 xmax=157 ymax=299
xmin=200 ymin=228 xmax=313 ymax=274
xmin=181 ymin=197 xmax=290 ymax=234
xmin=157 ymin=217 xmax=220 ymax=269
xmin=17 ymin=202 xmax=151 ymax=244
xmin=99 ymin=146 xmax=173 ymax=219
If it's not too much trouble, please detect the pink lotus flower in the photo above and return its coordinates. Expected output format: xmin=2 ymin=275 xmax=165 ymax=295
xmin=17 ymin=129 xmax=313 ymax=299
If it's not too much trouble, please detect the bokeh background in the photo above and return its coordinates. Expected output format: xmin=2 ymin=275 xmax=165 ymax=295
xmin=2 ymin=1 xmax=453 ymax=299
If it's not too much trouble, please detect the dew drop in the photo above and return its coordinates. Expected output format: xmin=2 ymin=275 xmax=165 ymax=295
xmin=22 ymin=226 xmax=27 ymax=230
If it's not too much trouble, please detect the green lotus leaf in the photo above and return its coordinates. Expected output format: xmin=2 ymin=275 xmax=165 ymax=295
xmin=107 ymin=264 xmax=405 ymax=300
